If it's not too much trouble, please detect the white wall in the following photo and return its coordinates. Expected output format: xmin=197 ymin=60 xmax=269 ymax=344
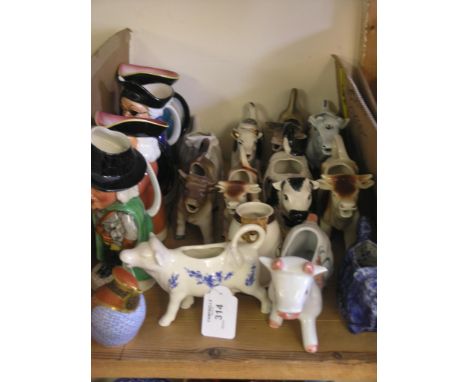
xmin=92 ymin=0 xmax=362 ymax=152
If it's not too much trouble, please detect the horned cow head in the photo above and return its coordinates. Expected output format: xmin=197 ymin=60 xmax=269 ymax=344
xmin=318 ymin=174 xmax=374 ymax=218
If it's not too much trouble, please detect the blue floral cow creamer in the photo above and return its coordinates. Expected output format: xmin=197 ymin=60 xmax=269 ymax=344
xmin=120 ymin=224 xmax=271 ymax=326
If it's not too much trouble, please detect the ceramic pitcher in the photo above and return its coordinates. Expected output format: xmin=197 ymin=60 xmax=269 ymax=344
xmin=91 ymin=126 xmax=161 ymax=292
xmin=227 ymin=201 xmax=281 ymax=285
xmin=117 ymin=63 xmax=190 ymax=146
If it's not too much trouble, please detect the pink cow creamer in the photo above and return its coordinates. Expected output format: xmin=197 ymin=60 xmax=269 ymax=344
xmin=260 ymin=256 xmax=328 ymax=353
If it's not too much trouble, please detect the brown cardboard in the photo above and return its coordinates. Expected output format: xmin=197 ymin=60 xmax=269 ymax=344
xmin=91 ymin=28 xmax=131 ymax=119
xmin=333 ymin=54 xmax=377 ymax=181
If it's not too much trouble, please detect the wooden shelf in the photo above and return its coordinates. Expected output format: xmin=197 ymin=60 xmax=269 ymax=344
xmin=92 ymin=226 xmax=376 ymax=381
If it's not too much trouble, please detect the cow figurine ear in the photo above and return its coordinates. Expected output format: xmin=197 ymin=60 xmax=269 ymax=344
xmin=317 ymin=175 xmax=334 ymax=190
xmin=309 ymin=179 xmax=320 ymax=190
xmin=272 ymin=181 xmax=283 ymax=191
xmin=178 ymin=169 xmax=188 ymax=180
xmin=215 ymin=181 xmax=227 ymax=193
xmin=231 ymin=129 xmax=240 ymax=139
xmin=312 ymin=265 xmax=329 ymax=277
xmin=357 ymin=174 xmax=375 ymax=189
xmin=339 ymin=117 xmax=350 ymax=129
xmin=246 ymin=183 xmax=262 ymax=194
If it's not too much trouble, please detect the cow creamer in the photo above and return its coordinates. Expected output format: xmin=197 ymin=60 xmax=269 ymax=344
xmin=120 ymin=224 xmax=271 ymax=327
xmin=260 ymin=256 xmax=328 ymax=353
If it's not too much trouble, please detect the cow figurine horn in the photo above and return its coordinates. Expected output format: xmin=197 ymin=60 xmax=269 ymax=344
xmin=303 ymin=261 xmax=314 ymax=274
xmin=272 ymin=259 xmax=284 ymax=270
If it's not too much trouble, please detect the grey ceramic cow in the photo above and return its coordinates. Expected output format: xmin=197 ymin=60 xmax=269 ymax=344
xmin=305 ymin=100 xmax=349 ymax=171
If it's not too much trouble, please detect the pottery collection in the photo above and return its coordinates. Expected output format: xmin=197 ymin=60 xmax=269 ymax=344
xmin=91 ymin=70 xmax=376 ymax=351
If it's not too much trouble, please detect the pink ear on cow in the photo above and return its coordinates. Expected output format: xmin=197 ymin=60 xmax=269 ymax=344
xmin=303 ymin=262 xmax=314 ymax=274
xmin=272 ymin=259 xmax=284 ymax=270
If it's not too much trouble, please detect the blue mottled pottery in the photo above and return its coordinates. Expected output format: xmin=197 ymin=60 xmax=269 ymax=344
xmin=91 ymin=267 xmax=146 ymax=347
xmin=92 ymin=294 xmax=146 ymax=347
xmin=338 ymin=216 xmax=377 ymax=333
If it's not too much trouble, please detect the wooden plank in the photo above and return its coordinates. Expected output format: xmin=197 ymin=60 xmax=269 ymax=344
xmin=333 ymin=55 xmax=377 ymax=180
xmin=92 ymin=228 xmax=376 ymax=380
xmin=360 ymin=0 xmax=377 ymax=99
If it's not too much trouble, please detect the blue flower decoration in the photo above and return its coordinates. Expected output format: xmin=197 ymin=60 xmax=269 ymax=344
xmin=245 ymin=265 xmax=256 ymax=286
xmin=168 ymin=273 xmax=179 ymax=289
xmin=185 ymin=268 xmax=234 ymax=288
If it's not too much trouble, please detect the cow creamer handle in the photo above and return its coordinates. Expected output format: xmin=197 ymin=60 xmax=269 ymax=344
xmin=229 ymin=224 xmax=265 ymax=266
xmin=145 ymin=159 xmax=162 ymax=217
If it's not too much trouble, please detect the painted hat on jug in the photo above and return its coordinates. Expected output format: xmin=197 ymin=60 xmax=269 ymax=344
xmin=117 ymin=63 xmax=179 ymax=108
xmin=91 ymin=126 xmax=148 ymax=192
xmin=94 ymin=111 xmax=168 ymax=138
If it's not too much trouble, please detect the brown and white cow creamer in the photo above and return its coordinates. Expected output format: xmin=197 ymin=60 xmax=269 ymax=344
xmin=260 ymin=256 xmax=328 ymax=353
xmin=216 ymin=180 xmax=261 ymax=233
xmin=120 ymin=224 xmax=272 ymax=327
xmin=317 ymin=173 xmax=374 ymax=248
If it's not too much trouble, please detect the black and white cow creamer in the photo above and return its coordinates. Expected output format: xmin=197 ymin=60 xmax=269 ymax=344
xmin=273 ymin=177 xmax=319 ymax=226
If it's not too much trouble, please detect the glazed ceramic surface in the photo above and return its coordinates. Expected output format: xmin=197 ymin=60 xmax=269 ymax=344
xmin=91 ymin=267 xmax=146 ymax=347
xmin=177 ymin=132 xmax=223 ymax=177
xmin=231 ymin=102 xmax=263 ymax=169
xmin=320 ymin=134 xmax=358 ymax=176
xmin=91 ymin=127 xmax=161 ymax=291
xmin=316 ymin=134 xmax=374 ymax=248
xmin=338 ymin=216 xmax=377 ymax=333
xmin=176 ymin=151 xmax=221 ymax=244
xmin=227 ymin=202 xmax=281 ymax=285
xmin=120 ymin=224 xmax=271 ymax=326
xmin=218 ymin=145 xmax=261 ymax=237
xmin=272 ymin=177 xmax=319 ymax=227
xmin=317 ymin=173 xmax=374 ymax=248
xmin=280 ymin=214 xmax=334 ymax=287
xmin=117 ymin=63 xmax=190 ymax=146
xmin=278 ymin=88 xmax=303 ymax=125
xmin=94 ymin=112 xmax=168 ymax=241
xmin=260 ymin=256 xmax=328 ymax=353
xmin=263 ymin=150 xmax=312 ymax=204
xmin=305 ymin=100 xmax=349 ymax=171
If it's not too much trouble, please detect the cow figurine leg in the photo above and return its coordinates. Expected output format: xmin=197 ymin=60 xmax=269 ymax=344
xmin=180 ymin=295 xmax=195 ymax=309
xmin=343 ymin=212 xmax=359 ymax=249
xmin=159 ymin=292 xmax=187 ymax=327
xmin=237 ymin=282 xmax=271 ymax=314
xmin=299 ymin=283 xmax=322 ymax=353
xmin=176 ymin=198 xmax=187 ymax=240
xmin=267 ymin=284 xmax=284 ymax=328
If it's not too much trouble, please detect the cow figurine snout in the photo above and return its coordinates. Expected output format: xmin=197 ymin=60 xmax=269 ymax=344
xmin=287 ymin=209 xmax=309 ymax=225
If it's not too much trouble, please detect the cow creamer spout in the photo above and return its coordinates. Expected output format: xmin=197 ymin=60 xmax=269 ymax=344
xmin=260 ymin=256 xmax=328 ymax=353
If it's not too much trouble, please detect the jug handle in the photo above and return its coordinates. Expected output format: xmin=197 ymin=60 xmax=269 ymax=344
xmin=230 ymin=224 xmax=265 ymax=266
xmin=166 ymin=102 xmax=182 ymax=146
xmin=145 ymin=160 xmax=162 ymax=217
